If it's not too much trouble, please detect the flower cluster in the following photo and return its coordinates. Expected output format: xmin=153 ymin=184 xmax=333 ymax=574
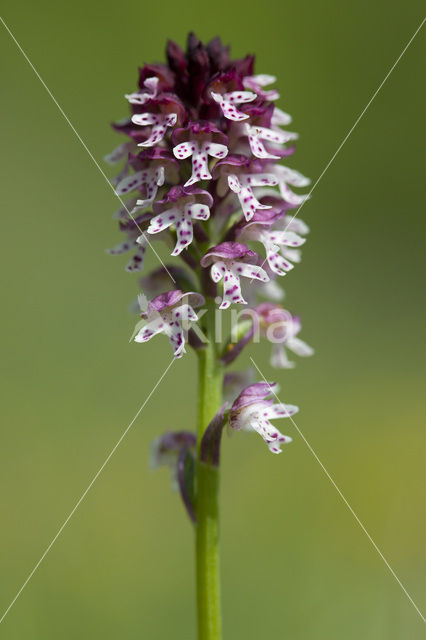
xmin=106 ymin=34 xmax=313 ymax=455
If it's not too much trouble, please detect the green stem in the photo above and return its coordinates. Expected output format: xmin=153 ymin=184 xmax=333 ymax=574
xmin=195 ymin=300 xmax=224 ymax=640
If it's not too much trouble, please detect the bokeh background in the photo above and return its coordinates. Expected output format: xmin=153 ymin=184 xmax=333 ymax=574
xmin=1 ymin=1 xmax=425 ymax=638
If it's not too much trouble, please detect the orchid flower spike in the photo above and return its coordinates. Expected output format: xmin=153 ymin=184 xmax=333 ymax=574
xmin=107 ymin=36 xmax=314 ymax=634
xmin=107 ymin=33 xmax=313 ymax=436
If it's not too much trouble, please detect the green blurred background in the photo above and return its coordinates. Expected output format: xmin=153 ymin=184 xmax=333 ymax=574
xmin=1 ymin=1 xmax=425 ymax=637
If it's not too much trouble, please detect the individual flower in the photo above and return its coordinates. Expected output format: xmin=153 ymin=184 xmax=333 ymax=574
xmin=106 ymin=213 xmax=151 ymax=272
xmin=147 ymin=186 xmax=213 ymax=255
xmin=213 ymin=155 xmax=279 ymax=221
xmin=229 ymin=382 xmax=297 ymax=454
xmin=208 ymin=71 xmax=257 ymax=121
xmin=236 ymin=103 xmax=298 ymax=160
xmin=245 ymin=123 xmax=298 ymax=160
xmin=200 ymin=242 xmax=269 ymax=309
xmin=254 ymin=303 xmax=314 ymax=368
xmin=104 ymin=139 xmax=138 ymax=187
xmin=131 ymin=95 xmax=186 ymax=147
xmin=237 ymin=207 xmax=306 ymax=276
xmin=115 ymin=149 xmax=179 ymax=213
xmin=172 ymin=122 xmax=228 ymax=186
xmin=268 ymin=163 xmax=311 ymax=206
xmin=134 ymin=290 xmax=205 ymax=358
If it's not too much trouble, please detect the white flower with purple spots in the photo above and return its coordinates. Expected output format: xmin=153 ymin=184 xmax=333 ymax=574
xmin=172 ymin=122 xmax=228 ymax=186
xmin=210 ymin=89 xmax=257 ymax=121
xmin=115 ymin=149 xmax=179 ymax=213
xmin=104 ymin=140 xmax=138 ymax=187
xmin=245 ymin=123 xmax=299 ymax=160
xmin=228 ymin=172 xmax=279 ymax=221
xmin=254 ymin=303 xmax=314 ymax=368
xmin=132 ymin=112 xmax=177 ymax=147
xmin=207 ymin=70 xmax=257 ymax=121
xmin=106 ymin=213 xmax=150 ymax=272
xmin=237 ymin=209 xmax=307 ymax=276
xmin=116 ymin=165 xmax=164 ymax=199
xmin=213 ymin=154 xmax=281 ymax=221
xmin=130 ymin=94 xmax=186 ymax=147
xmin=200 ymin=242 xmax=269 ymax=310
xmin=134 ymin=290 xmax=205 ymax=358
xmin=147 ymin=186 xmax=213 ymax=256
xmin=269 ymin=164 xmax=311 ymax=206
xmin=229 ymin=382 xmax=297 ymax=454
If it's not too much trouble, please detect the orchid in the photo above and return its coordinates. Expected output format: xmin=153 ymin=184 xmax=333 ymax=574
xmin=237 ymin=207 xmax=308 ymax=275
xmin=106 ymin=33 xmax=313 ymax=640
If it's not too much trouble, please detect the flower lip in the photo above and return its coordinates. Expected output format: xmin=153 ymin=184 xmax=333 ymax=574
xmin=144 ymin=289 xmax=205 ymax=316
xmin=231 ymin=381 xmax=279 ymax=412
xmin=200 ymin=241 xmax=257 ymax=266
